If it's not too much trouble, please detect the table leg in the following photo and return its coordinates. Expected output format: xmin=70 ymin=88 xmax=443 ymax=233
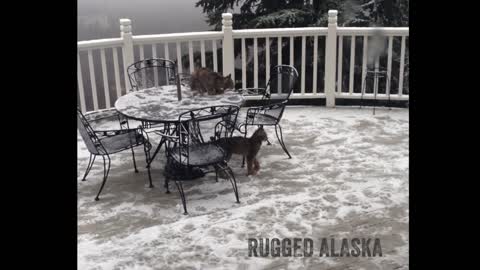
xmin=146 ymin=136 xmax=166 ymax=168
xmin=145 ymin=122 xmax=176 ymax=168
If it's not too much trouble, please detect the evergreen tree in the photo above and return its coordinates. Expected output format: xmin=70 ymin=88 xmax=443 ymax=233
xmin=195 ymin=0 xmax=408 ymax=93
xmin=195 ymin=0 xmax=409 ymax=29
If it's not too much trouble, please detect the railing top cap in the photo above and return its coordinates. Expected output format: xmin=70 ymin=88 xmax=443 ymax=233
xmin=120 ymin=18 xmax=131 ymax=25
xmin=222 ymin=13 xmax=232 ymax=19
xmin=328 ymin=10 xmax=338 ymax=16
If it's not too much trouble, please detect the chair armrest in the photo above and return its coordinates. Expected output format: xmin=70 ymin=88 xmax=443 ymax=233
xmin=95 ymin=125 xmax=151 ymax=149
xmin=246 ymin=100 xmax=287 ymax=115
xmin=151 ymin=129 xmax=180 ymax=143
xmin=84 ymin=109 xmax=123 ymax=122
xmin=94 ymin=126 xmax=143 ymax=138
xmin=85 ymin=109 xmax=128 ymax=131
xmin=234 ymin=101 xmax=286 ymax=132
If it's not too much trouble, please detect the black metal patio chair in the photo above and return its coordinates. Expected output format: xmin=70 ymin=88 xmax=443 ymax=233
xmin=159 ymin=105 xmax=240 ymax=214
xmin=236 ymin=65 xmax=299 ymax=161
xmin=360 ymin=69 xmax=392 ymax=115
xmin=127 ymin=58 xmax=179 ymax=91
xmin=127 ymin=58 xmax=181 ymax=129
xmin=77 ymin=108 xmax=153 ymax=201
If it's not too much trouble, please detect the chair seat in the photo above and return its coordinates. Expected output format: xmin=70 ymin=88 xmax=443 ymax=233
xmin=163 ymin=160 xmax=206 ymax=181
xmin=171 ymin=143 xmax=225 ymax=166
xmin=99 ymin=130 xmax=146 ymax=154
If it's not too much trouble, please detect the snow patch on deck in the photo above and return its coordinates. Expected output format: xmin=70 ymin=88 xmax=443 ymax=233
xmin=78 ymin=106 xmax=409 ymax=270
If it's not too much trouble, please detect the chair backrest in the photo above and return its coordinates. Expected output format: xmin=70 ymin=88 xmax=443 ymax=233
xmin=127 ymin=58 xmax=178 ymax=91
xmin=77 ymin=108 xmax=105 ymax=155
xmin=263 ymin=65 xmax=299 ymax=103
xmin=165 ymin=105 xmax=239 ymax=167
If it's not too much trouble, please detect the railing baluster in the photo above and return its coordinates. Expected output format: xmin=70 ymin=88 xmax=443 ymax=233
xmin=337 ymin=35 xmax=343 ymax=93
xmin=151 ymin=44 xmax=157 ymax=58
xmin=165 ymin=43 xmax=171 ymax=83
xmin=399 ymin=35 xmax=406 ymax=96
xmin=361 ymin=35 xmax=368 ymax=95
xmin=301 ymin=35 xmax=306 ymax=94
xmin=241 ymin=38 xmax=246 ymax=89
xmin=253 ymin=37 xmax=258 ymax=88
xmin=121 ymin=48 xmax=130 ymax=93
xmin=386 ymin=36 xmax=393 ymax=96
xmin=200 ymin=40 xmax=206 ymax=67
xmin=139 ymin=44 xmax=145 ymax=59
xmin=77 ymin=54 xmax=86 ymax=112
xmin=112 ymin=47 xmax=122 ymax=98
xmin=212 ymin=40 xmax=218 ymax=72
xmin=313 ymin=35 xmax=318 ymax=94
xmin=176 ymin=42 xmax=183 ymax=74
xmin=164 ymin=42 xmax=170 ymax=59
xmin=87 ymin=49 xmax=99 ymax=110
xmin=289 ymin=36 xmax=294 ymax=67
xmin=189 ymin=41 xmax=194 ymax=73
xmin=349 ymin=35 xmax=355 ymax=94
xmin=100 ymin=49 xmax=110 ymax=108
xmin=139 ymin=45 xmax=147 ymax=87
xmin=374 ymin=54 xmax=379 ymax=95
xmin=152 ymin=44 xmax=159 ymax=87
xmin=265 ymin=37 xmax=270 ymax=86
xmin=277 ymin=37 xmax=282 ymax=65
xmin=277 ymin=37 xmax=282 ymax=93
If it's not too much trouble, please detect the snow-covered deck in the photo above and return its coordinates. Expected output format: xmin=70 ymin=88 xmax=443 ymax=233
xmin=78 ymin=106 xmax=409 ymax=270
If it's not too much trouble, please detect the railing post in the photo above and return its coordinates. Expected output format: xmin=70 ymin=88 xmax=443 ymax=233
xmin=120 ymin=18 xmax=134 ymax=92
xmin=324 ymin=10 xmax=338 ymax=107
xmin=221 ymin=13 xmax=235 ymax=79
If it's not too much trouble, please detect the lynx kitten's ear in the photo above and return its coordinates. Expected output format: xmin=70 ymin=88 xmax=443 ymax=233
xmin=226 ymin=74 xmax=231 ymax=79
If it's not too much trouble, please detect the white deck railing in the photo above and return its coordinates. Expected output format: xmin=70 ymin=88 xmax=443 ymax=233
xmin=77 ymin=10 xmax=409 ymax=112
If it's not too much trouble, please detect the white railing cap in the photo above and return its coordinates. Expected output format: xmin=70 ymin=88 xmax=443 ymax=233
xmin=328 ymin=10 xmax=338 ymax=16
xmin=233 ymin=27 xmax=328 ymax=38
xmin=120 ymin=18 xmax=131 ymax=25
xmin=222 ymin=13 xmax=232 ymax=19
xmin=77 ymin=38 xmax=123 ymax=50
xmin=132 ymin=31 xmax=223 ymax=43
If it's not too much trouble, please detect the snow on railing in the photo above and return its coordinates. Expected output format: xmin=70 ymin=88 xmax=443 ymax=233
xmin=77 ymin=10 xmax=409 ymax=112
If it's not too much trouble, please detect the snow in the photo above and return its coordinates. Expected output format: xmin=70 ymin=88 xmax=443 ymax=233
xmin=78 ymin=106 xmax=409 ymax=270
xmin=114 ymin=85 xmax=244 ymax=123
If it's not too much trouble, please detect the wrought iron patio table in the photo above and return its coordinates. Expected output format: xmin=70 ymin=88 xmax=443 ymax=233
xmin=114 ymin=85 xmax=245 ymax=168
